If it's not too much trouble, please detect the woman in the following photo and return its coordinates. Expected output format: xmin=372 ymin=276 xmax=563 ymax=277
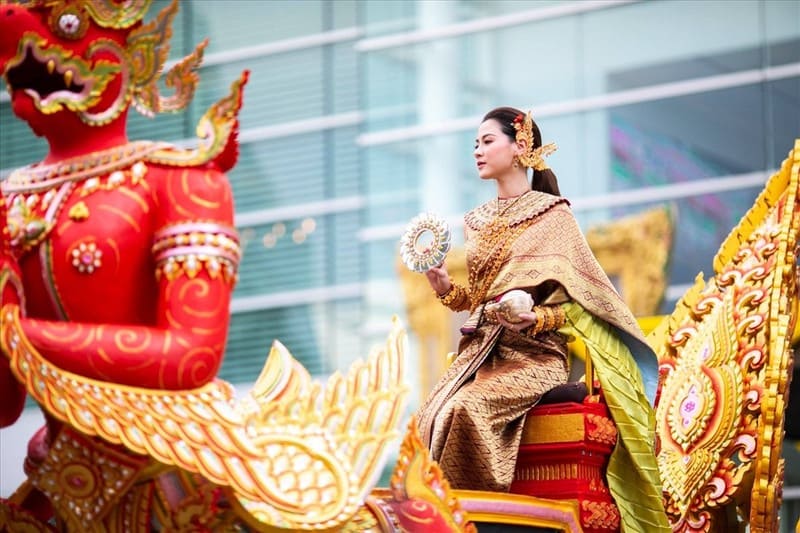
xmin=416 ymin=107 xmax=668 ymax=531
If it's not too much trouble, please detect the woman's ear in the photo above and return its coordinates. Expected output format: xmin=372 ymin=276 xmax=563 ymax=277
xmin=515 ymin=138 xmax=529 ymax=157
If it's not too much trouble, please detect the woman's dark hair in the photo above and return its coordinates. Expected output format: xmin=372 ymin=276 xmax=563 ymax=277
xmin=481 ymin=106 xmax=561 ymax=196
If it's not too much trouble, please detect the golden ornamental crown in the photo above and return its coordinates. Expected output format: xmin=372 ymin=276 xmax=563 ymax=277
xmin=11 ymin=0 xmax=153 ymax=31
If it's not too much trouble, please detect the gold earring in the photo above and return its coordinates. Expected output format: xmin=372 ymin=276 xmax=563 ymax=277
xmin=512 ymin=156 xmax=520 ymax=169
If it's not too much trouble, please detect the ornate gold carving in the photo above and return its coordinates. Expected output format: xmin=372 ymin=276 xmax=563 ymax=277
xmin=383 ymin=417 xmax=477 ymax=533
xmin=4 ymin=141 xmax=163 ymax=193
xmin=580 ymin=500 xmax=621 ymax=530
xmin=653 ymin=140 xmax=800 ymax=532
xmin=28 ymin=428 xmax=147 ymax=532
xmin=586 ymin=205 xmax=674 ymax=316
xmin=3 ymin=34 xmax=121 ymax=117
xmin=127 ymin=1 xmax=179 ymax=110
xmin=148 ymin=71 xmax=250 ymax=170
xmin=68 ymin=201 xmax=90 ymax=221
xmin=82 ymin=0 xmax=153 ymax=29
xmin=2 ymin=306 xmax=409 ymax=530
xmin=586 ymin=413 xmax=618 ymax=446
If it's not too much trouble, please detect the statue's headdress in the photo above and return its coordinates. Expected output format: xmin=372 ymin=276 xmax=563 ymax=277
xmin=5 ymin=0 xmax=206 ymax=124
xmin=512 ymin=111 xmax=557 ymax=171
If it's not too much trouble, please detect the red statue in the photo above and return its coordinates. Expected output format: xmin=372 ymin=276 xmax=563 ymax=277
xmin=0 ymin=5 xmax=414 ymax=532
xmin=0 ymin=0 xmax=246 ymax=525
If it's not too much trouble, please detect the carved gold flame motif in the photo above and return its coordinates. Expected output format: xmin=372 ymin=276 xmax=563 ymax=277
xmin=652 ymin=140 xmax=800 ymax=532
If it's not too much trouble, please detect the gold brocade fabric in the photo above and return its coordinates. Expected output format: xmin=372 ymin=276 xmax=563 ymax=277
xmin=416 ymin=190 xmax=660 ymax=496
xmin=418 ymin=325 xmax=568 ymax=491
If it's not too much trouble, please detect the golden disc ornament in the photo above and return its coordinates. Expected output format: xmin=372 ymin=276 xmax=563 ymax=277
xmin=399 ymin=213 xmax=451 ymax=273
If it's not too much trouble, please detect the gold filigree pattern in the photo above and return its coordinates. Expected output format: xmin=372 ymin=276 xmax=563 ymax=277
xmin=4 ymin=141 xmax=164 ymax=193
xmin=82 ymin=0 xmax=153 ymax=29
xmin=586 ymin=206 xmax=674 ymax=316
xmin=29 ymin=427 xmax=148 ymax=533
xmin=512 ymin=111 xmax=557 ymax=171
xmin=2 ymin=305 xmax=409 ymax=530
xmin=580 ymin=500 xmax=621 ymax=530
xmin=653 ymin=140 xmax=800 ymax=532
xmin=148 ymin=71 xmax=249 ymax=171
xmin=586 ymin=413 xmax=618 ymax=446
xmin=379 ymin=417 xmax=477 ymax=533
xmin=133 ymin=39 xmax=207 ymax=117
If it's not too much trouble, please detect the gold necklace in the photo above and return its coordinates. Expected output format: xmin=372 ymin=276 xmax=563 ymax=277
xmin=3 ymin=141 xmax=167 ymax=194
xmin=467 ymin=193 xmax=531 ymax=309
xmin=496 ymin=192 xmax=526 ymax=217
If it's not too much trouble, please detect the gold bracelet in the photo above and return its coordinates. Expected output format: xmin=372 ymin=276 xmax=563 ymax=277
xmin=524 ymin=306 xmax=542 ymax=336
xmin=552 ymin=305 xmax=566 ymax=329
xmin=438 ymin=282 xmax=468 ymax=309
xmin=436 ymin=284 xmax=455 ymax=300
xmin=540 ymin=307 xmax=552 ymax=333
xmin=546 ymin=307 xmax=556 ymax=331
xmin=524 ymin=305 xmax=564 ymax=337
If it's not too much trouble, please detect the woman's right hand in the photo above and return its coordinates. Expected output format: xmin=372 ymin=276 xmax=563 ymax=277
xmin=425 ymin=264 xmax=451 ymax=296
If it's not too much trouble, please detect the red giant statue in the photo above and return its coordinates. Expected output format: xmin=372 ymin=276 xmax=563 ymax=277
xmin=0 ymin=5 xmax=415 ymax=531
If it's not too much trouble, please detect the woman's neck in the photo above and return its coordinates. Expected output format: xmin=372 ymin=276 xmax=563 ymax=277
xmin=496 ymin=173 xmax=530 ymax=199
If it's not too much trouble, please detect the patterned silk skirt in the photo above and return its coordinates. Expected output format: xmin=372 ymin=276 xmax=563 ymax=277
xmin=416 ymin=325 xmax=568 ymax=492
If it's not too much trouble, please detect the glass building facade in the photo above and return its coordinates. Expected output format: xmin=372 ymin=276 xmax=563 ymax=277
xmin=1 ymin=0 xmax=799 ymax=522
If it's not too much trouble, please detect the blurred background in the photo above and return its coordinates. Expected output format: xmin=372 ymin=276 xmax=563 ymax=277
xmin=1 ymin=0 xmax=799 ymax=526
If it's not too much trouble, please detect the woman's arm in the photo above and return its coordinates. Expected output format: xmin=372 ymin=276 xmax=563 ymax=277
xmin=426 ymin=265 xmax=470 ymax=312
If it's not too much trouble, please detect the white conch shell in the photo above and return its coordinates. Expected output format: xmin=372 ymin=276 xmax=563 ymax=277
xmin=485 ymin=289 xmax=534 ymax=323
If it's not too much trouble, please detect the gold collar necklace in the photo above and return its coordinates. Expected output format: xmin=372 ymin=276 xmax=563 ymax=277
xmin=4 ymin=141 xmax=168 ymax=194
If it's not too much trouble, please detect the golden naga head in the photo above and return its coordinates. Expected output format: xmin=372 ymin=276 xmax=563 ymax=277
xmin=0 ymin=0 xmax=205 ymax=126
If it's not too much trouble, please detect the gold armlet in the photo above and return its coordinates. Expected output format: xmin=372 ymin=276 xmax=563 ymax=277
xmin=152 ymin=222 xmax=241 ymax=284
xmin=437 ymin=282 xmax=468 ymax=310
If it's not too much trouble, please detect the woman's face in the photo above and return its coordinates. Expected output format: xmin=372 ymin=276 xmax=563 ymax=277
xmin=474 ymin=119 xmax=518 ymax=180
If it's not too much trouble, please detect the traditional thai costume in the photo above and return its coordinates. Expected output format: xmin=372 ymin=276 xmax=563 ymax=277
xmin=416 ymin=190 xmax=669 ymax=532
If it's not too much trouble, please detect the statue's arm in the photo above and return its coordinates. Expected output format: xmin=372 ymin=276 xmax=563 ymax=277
xmin=13 ymin=166 xmax=239 ymax=390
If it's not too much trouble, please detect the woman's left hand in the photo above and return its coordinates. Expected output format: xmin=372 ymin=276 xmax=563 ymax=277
xmin=497 ymin=310 xmax=538 ymax=333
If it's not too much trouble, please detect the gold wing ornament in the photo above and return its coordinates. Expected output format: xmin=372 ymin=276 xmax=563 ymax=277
xmin=0 ymin=305 xmax=409 ymax=530
xmin=652 ymin=140 xmax=800 ymax=532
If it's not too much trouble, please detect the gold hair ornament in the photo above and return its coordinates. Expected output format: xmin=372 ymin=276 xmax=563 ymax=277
xmin=513 ymin=111 xmax=558 ymax=171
